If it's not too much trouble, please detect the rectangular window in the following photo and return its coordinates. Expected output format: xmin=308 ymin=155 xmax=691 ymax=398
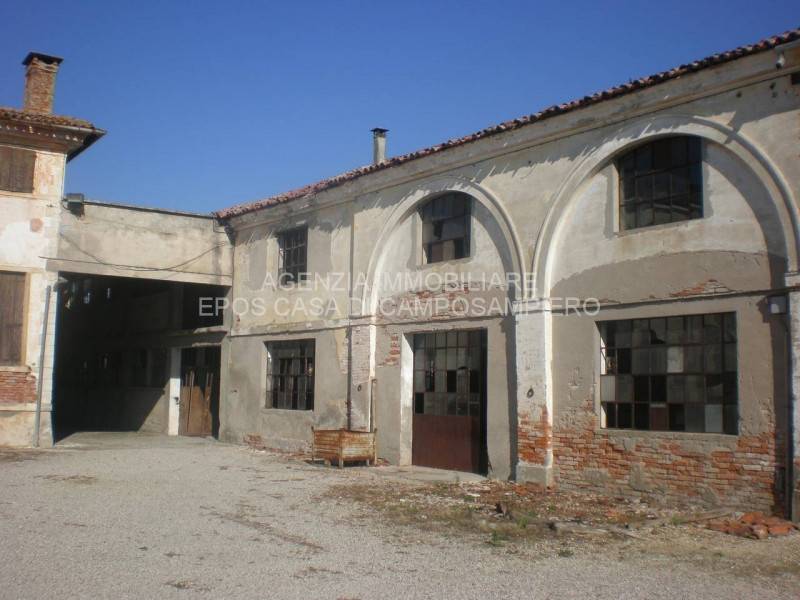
xmin=0 ymin=146 xmax=36 ymax=193
xmin=0 ymin=271 xmax=26 ymax=365
xmin=618 ymin=136 xmax=702 ymax=230
xmin=420 ymin=193 xmax=471 ymax=263
xmin=277 ymin=227 xmax=308 ymax=285
xmin=266 ymin=340 xmax=315 ymax=410
xmin=599 ymin=313 xmax=737 ymax=434
xmin=412 ymin=330 xmax=485 ymax=417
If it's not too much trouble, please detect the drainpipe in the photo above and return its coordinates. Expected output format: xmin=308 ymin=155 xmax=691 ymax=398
xmin=32 ymin=284 xmax=52 ymax=447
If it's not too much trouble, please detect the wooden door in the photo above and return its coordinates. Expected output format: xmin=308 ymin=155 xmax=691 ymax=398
xmin=411 ymin=330 xmax=487 ymax=474
xmin=179 ymin=347 xmax=220 ymax=437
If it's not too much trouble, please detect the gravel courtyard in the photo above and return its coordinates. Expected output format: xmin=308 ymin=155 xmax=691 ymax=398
xmin=1 ymin=432 xmax=798 ymax=599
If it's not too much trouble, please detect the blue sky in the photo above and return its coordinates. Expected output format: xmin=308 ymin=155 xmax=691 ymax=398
xmin=0 ymin=1 xmax=798 ymax=214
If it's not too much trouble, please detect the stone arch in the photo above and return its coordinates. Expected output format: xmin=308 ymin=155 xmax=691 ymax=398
xmin=532 ymin=114 xmax=800 ymax=298
xmin=360 ymin=176 xmax=526 ymax=316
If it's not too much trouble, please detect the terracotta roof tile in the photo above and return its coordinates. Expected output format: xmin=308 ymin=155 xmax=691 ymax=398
xmin=0 ymin=106 xmax=101 ymax=131
xmin=215 ymin=27 xmax=800 ymax=219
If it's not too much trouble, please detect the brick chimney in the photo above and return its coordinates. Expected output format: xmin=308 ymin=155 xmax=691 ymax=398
xmin=22 ymin=52 xmax=63 ymax=114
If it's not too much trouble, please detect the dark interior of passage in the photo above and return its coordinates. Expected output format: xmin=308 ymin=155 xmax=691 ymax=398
xmin=52 ymin=273 xmax=226 ymax=440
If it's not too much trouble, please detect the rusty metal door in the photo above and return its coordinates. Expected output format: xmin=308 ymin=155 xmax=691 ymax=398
xmin=411 ymin=330 xmax=487 ymax=473
xmin=179 ymin=347 xmax=220 ymax=437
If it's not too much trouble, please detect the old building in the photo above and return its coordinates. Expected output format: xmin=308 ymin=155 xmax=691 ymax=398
xmin=2 ymin=29 xmax=800 ymax=517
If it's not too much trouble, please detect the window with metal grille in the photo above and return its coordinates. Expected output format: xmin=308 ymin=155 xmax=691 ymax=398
xmin=266 ymin=340 xmax=315 ymax=410
xmin=0 ymin=146 xmax=36 ymax=193
xmin=277 ymin=227 xmax=308 ymax=285
xmin=618 ymin=136 xmax=702 ymax=230
xmin=599 ymin=313 xmax=737 ymax=434
xmin=420 ymin=193 xmax=471 ymax=263
xmin=412 ymin=330 xmax=485 ymax=417
xmin=0 ymin=271 xmax=25 ymax=365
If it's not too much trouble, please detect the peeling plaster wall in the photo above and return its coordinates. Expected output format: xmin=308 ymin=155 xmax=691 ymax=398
xmin=0 ymin=147 xmax=64 ymax=447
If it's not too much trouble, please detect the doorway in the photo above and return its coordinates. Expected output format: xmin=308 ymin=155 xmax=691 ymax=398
xmin=411 ymin=329 xmax=487 ymax=474
xmin=179 ymin=346 xmax=220 ymax=438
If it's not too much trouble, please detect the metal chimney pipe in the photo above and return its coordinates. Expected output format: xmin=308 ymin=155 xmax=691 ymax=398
xmin=371 ymin=128 xmax=388 ymax=164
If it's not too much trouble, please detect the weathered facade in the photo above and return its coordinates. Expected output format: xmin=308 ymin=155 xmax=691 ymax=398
xmin=2 ymin=30 xmax=800 ymax=517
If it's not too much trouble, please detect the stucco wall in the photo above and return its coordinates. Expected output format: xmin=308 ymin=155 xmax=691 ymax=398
xmin=52 ymin=202 xmax=233 ymax=286
xmin=220 ymin=44 xmax=799 ymax=510
xmin=0 ymin=146 xmax=64 ymax=446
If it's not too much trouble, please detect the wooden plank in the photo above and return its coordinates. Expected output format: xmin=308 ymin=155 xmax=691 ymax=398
xmin=0 ymin=271 xmax=25 ymax=365
xmin=0 ymin=147 xmax=35 ymax=193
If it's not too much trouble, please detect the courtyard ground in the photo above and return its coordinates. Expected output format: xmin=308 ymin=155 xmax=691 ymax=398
xmin=0 ymin=432 xmax=798 ymax=599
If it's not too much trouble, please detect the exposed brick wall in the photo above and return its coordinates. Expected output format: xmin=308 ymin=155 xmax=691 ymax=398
xmin=0 ymin=370 xmax=37 ymax=403
xmin=517 ymin=407 xmax=551 ymax=465
xmin=379 ymin=333 xmax=401 ymax=367
xmin=553 ymin=429 xmax=781 ymax=512
xmin=538 ymin=399 xmax=783 ymax=512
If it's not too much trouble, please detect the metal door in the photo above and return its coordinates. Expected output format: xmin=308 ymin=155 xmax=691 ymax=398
xmin=411 ymin=330 xmax=487 ymax=473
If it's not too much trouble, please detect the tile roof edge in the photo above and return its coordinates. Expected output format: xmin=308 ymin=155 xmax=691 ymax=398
xmin=0 ymin=106 xmax=102 ymax=131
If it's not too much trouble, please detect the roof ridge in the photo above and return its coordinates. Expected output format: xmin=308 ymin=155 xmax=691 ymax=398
xmin=214 ymin=26 xmax=800 ymax=219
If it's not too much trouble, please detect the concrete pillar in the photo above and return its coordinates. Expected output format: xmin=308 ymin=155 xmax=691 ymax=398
xmin=348 ymin=322 xmax=375 ymax=431
xmin=513 ymin=299 xmax=554 ymax=486
xmin=786 ymin=273 xmax=800 ymax=521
